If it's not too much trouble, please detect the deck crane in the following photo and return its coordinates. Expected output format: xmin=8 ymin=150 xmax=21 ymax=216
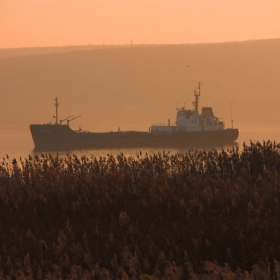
xmin=67 ymin=115 xmax=81 ymax=127
xmin=60 ymin=115 xmax=73 ymax=125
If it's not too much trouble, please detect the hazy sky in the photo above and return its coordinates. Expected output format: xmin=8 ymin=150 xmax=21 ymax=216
xmin=1 ymin=0 xmax=280 ymax=48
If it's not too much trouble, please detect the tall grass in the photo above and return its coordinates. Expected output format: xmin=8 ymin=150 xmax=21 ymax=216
xmin=0 ymin=141 xmax=280 ymax=279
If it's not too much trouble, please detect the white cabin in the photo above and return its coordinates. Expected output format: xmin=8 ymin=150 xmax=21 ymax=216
xmin=151 ymin=82 xmax=225 ymax=133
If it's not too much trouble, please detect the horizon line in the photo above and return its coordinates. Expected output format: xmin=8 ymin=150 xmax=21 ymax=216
xmin=1 ymin=37 xmax=280 ymax=50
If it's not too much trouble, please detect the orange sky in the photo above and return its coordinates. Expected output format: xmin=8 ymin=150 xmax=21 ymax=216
xmin=1 ymin=0 xmax=280 ymax=48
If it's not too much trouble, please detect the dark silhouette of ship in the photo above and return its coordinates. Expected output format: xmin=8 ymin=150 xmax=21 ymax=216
xmin=30 ymin=83 xmax=239 ymax=150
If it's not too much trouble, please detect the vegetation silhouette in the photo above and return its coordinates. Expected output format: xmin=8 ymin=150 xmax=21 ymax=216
xmin=0 ymin=141 xmax=280 ymax=279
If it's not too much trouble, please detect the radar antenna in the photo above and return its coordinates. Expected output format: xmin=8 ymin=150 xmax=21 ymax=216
xmin=67 ymin=115 xmax=81 ymax=127
xmin=60 ymin=115 xmax=73 ymax=125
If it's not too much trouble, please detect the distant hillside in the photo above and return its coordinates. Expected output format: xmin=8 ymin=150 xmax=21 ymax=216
xmin=1 ymin=39 xmax=280 ymax=134
xmin=0 ymin=44 xmax=154 ymax=59
xmin=0 ymin=45 xmax=101 ymax=59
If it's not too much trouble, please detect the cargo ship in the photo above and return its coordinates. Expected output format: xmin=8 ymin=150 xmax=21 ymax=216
xmin=30 ymin=83 xmax=239 ymax=150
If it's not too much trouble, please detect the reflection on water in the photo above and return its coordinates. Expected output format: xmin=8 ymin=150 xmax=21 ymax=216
xmin=32 ymin=142 xmax=239 ymax=158
xmin=1 ymin=128 xmax=280 ymax=160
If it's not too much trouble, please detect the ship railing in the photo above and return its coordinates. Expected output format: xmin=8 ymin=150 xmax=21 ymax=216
xmin=151 ymin=123 xmax=176 ymax=127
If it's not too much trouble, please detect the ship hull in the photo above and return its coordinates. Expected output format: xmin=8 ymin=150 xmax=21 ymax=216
xmin=30 ymin=124 xmax=239 ymax=150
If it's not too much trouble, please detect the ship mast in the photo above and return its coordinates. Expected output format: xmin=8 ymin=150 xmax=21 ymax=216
xmin=55 ymin=97 xmax=59 ymax=125
xmin=194 ymin=82 xmax=201 ymax=112
xmin=231 ymin=103 xmax=234 ymax=128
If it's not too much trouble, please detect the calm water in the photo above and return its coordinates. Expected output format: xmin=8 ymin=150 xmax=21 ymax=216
xmin=1 ymin=128 xmax=280 ymax=160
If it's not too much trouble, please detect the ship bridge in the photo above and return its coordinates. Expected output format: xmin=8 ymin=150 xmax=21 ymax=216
xmin=150 ymin=82 xmax=226 ymax=133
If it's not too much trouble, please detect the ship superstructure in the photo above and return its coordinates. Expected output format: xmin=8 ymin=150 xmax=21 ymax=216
xmin=151 ymin=82 xmax=225 ymax=133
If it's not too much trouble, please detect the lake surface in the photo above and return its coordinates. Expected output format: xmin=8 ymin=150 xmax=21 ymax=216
xmin=1 ymin=128 xmax=280 ymax=160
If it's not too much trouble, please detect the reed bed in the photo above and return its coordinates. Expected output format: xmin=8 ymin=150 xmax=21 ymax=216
xmin=0 ymin=141 xmax=280 ymax=279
